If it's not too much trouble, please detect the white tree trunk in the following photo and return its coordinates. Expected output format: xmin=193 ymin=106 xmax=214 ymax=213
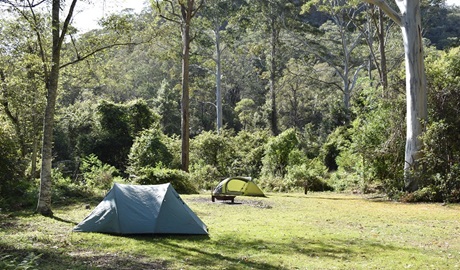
xmin=215 ymin=26 xmax=223 ymax=133
xmin=396 ymin=0 xmax=427 ymax=192
xmin=363 ymin=0 xmax=427 ymax=192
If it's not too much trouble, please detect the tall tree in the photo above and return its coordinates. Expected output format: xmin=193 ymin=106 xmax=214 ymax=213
xmin=301 ymin=1 xmax=368 ymax=119
xmin=1 ymin=0 xmax=79 ymax=216
xmin=363 ymin=0 xmax=427 ymax=191
xmin=243 ymin=0 xmax=306 ymax=135
xmin=198 ymin=0 xmax=240 ymax=133
xmin=38 ymin=0 xmax=78 ymax=216
xmin=154 ymin=0 xmax=204 ymax=172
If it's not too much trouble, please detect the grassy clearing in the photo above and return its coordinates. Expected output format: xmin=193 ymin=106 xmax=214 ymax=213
xmin=1 ymin=192 xmax=460 ymax=269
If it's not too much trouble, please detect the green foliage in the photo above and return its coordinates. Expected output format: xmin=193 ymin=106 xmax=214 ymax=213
xmin=285 ymin=159 xmax=332 ymax=192
xmin=51 ymin=169 xmax=92 ymax=201
xmin=230 ymin=130 xmax=270 ymax=178
xmin=80 ymin=154 xmax=119 ymax=190
xmin=235 ymin=98 xmax=257 ymax=130
xmin=327 ymin=82 xmax=406 ymax=195
xmin=319 ymin=126 xmax=351 ymax=172
xmin=128 ymin=128 xmax=174 ymax=174
xmin=413 ymin=47 xmax=460 ymax=202
xmin=133 ymin=167 xmax=198 ymax=194
xmin=258 ymin=129 xmax=327 ymax=192
xmin=0 ymin=252 xmax=41 ymax=270
xmin=54 ymin=99 xmax=158 ymax=175
xmin=189 ymin=163 xmax=222 ymax=190
xmin=0 ymin=125 xmax=27 ymax=208
xmin=190 ymin=129 xmax=237 ymax=177
xmin=93 ymin=100 xmax=157 ymax=172
xmin=261 ymin=128 xmax=300 ymax=178
xmin=188 ymin=129 xmax=269 ymax=190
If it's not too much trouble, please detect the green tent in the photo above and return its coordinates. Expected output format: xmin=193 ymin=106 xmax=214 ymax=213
xmin=73 ymin=183 xmax=208 ymax=235
xmin=212 ymin=177 xmax=265 ymax=197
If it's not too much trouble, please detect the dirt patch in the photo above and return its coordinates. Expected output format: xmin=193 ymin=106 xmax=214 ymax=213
xmin=187 ymin=197 xmax=272 ymax=209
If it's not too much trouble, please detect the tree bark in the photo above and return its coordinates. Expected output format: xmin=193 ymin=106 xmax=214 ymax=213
xmin=269 ymin=16 xmax=279 ymax=136
xmin=180 ymin=1 xmax=193 ymax=172
xmin=36 ymin=0 xmax=62 ymax=216
xmin=37 ymin=0 xmax=77 ymax=216
xmin=396 ymin=0 xmax=427 ymax=192
xmin=215 ymin=26 xmax=223 ymax=133
xmin=363 ymin=0 xmax=427 ymax=192
xmin=378 ymin=8 xmax=389 ymax=92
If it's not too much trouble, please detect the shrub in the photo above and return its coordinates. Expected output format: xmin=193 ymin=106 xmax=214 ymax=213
xmin=189 ymin=163 xmax=221 ymax=190
xmin=285 ymin=160 xmax=332 ymax=192
xmin=128 ymin=128 xmax=174 ymax=174
xmin=51 ymin=169 xmax=92 ymax=202
xmin=133 ymin=167 xmax=198 ymax=194
xmin=230 ymin=130 xmax=270 ymax=178
xmin=261 ymin=128 xmax=299 ymax=178
xmin=412 ymin=47 xmax=460 ymax=202
xmin=190 ymin=129 xmax=236 ymax=177
xmin=80 ymin=154 xmax=119 ymax=190
xmin=0 ymin=125 xmax=27 ymax=208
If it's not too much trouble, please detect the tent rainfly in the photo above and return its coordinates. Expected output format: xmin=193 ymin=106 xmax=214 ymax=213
xmin=73 ymin=183 xmax=208 ymax=235
xmin=212 ymin=177 xmax=265 ymax=202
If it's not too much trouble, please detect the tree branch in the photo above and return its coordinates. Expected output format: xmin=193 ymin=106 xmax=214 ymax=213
xmin=362 ymin=0 xmax=402 ymax=27
xmin=59 ymin=40 xmax=149 ymax=69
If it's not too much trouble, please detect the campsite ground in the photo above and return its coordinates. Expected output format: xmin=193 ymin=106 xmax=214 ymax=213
xmin=1 ymin=192 xmax=460 ymax=269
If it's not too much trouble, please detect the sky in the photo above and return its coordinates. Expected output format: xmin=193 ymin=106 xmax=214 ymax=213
xmin=72 ymin=0 xmax=148 ymax=32
xmin=72 ymin=0 xmax=460 ymax=32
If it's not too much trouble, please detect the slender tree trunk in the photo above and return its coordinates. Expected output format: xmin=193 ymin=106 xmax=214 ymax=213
xmin=397 ymin=0 xmax=427 ymax=192
xmin=180 ymin=1 xmax=193 ymax=172
xmin=215 ymin=26 xmax=223 ymax=133
xmin=36 ymin=0 xmax=77 ymax=216
xmin=37 ymin=0 xmax=61 ymax=216
xmin=378 ymin=8 xmax=388 ymax=93
xmin=269 ymin=17 xmax=279 ymax=136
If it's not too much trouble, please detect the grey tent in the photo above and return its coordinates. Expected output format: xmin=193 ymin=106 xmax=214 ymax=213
xmin=73 ymin=183 xmax=208 ymax=235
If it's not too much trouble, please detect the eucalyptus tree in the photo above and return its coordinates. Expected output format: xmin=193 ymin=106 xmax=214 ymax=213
xmin=301 ymin=1 xmax=368 ymax=119
xmin=197 ymin=0 xmax=241 ymax=133
xmin=243 ymin=0 xmax=306 ymax=136
xmin=154 ymin=0 xmax=204 ymax=172
xmin=362 ymin=0 xmax=427 ymax=192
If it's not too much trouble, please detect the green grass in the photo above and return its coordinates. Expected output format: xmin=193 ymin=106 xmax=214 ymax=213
xmin=1 ymin=192 xmax=460 ymax=269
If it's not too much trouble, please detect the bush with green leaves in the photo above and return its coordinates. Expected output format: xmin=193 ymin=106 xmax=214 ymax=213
xmin=189 ymin=163 xmax=222 ymax=190
xmin=261 ymin=128 xmax=300 ymax=178
xmin=0 ymin=124 xmax=27 ymax=208
xmin=230 ymin=130 xmax=270 ymax=178
xmin=259 ymin=129 xmax=324 ymax=192
xmin=133 ymin=167 xmax=197 ymax=194
xmin=188 ymin=129 xmax=269 ymax=190
xmin=80 ymin=154 xmax=119 ymax=190
xmin=190 ymin=129 xmax=236 ymax=177
xmin=285 ymin=159 xmax=332 ymax=192
xmin=415 ymin=47 xmax=460 ymax=202
xmin=54 ymin=99 xmax=159 ymax=176
xmin=128 ymin=128 xmax=174 ymax=174
xmin=331 ymin=85 xmax=405 ymax=195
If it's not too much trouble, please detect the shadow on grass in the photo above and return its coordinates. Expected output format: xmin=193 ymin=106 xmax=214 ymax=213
xmin=0 ymin=245 xmax=167 ymax=270
xmin=131 ymin=233 xmax=409 ymax=269
xmin=2 ymin=230 xmax=414 ymax=270
xmin=51 ymin=215 xmax=78 ymax=225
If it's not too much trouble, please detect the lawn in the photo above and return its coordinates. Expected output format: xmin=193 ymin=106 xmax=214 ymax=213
xmin=1 ymin=192 xmax=460 ymax=269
